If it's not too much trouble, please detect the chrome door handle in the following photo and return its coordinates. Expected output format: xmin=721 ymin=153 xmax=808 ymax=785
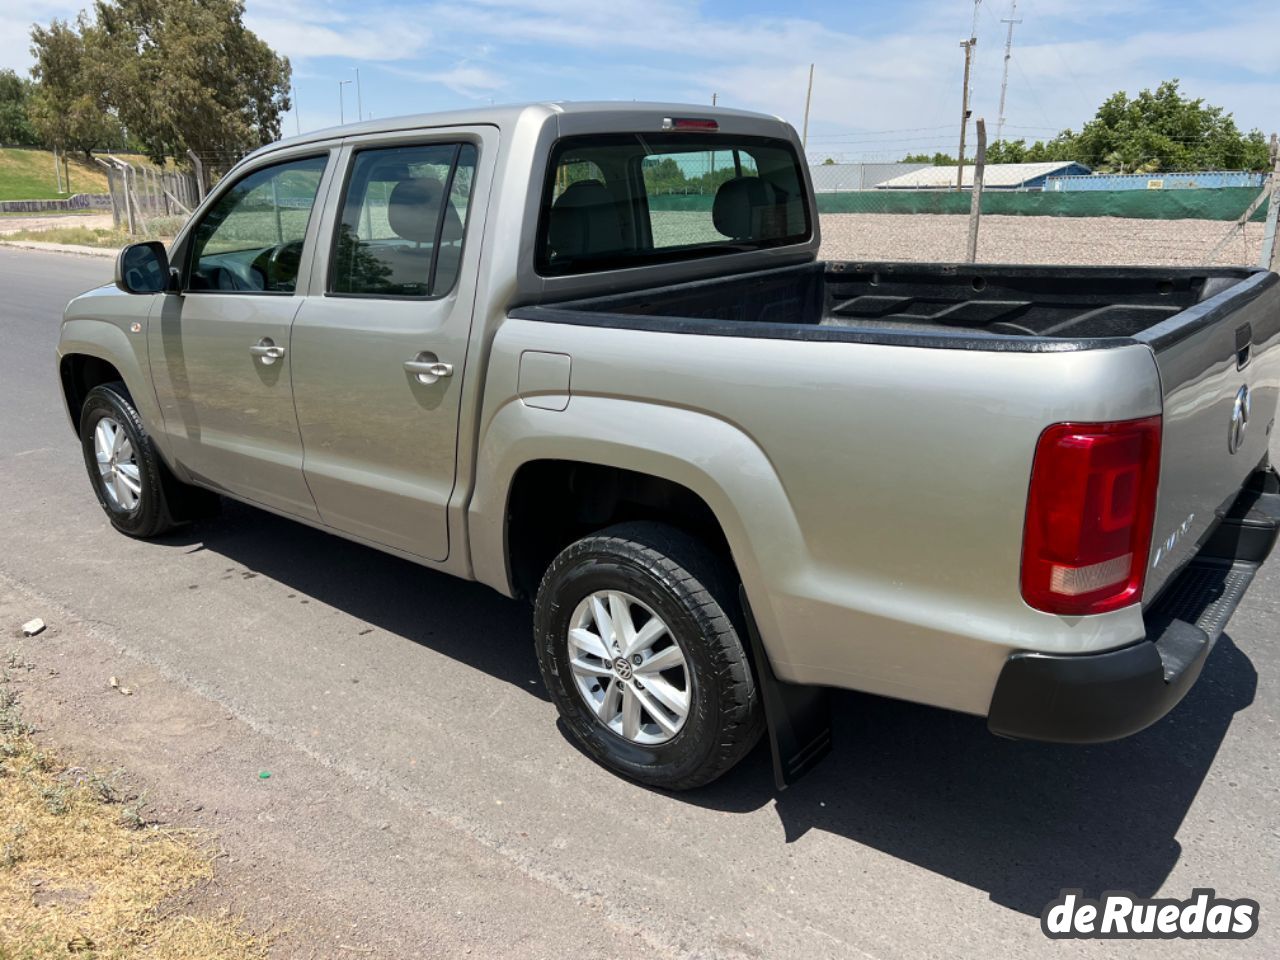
xmin=404 ymin=355 xmax=453 ymax=385
xmin=250 ymin=338 xmax=286 ymax=365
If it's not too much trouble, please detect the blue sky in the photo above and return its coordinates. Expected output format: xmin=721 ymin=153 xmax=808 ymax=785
xmin=2 ymin=0 xmax=1277 ymax=161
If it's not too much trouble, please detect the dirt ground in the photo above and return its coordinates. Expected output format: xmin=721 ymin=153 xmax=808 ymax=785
xmin=0 ymin=213 xmax=115 ymax=236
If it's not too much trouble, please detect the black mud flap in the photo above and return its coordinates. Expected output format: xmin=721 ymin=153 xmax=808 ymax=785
xmin=739 ymin=586 xmax=832 ymax=790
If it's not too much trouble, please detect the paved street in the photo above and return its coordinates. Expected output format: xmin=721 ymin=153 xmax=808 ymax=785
xmin=1 ymin=245 xmax=1277 ymax=958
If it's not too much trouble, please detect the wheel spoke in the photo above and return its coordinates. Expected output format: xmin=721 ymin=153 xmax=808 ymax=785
xmin=633 ymin=685 xmax=681 ymax=737
xmin=110 ymin=421 xmax=126 ymax=455
xmin=597 ymin=678 xmax=622 ymax=722
xmin=113 ymin=474 xmax=135 ymax=510
xmin=94 ymin=420 xmax=114 ymax=460
xmin=115 ymin=464 xmax=142 ymax=495
xmin=568 ymin=627 xmax=610 ymax=663
xmin=622 ymin=612 xmax=664 ymax=657
xmin=638 ymin=675 xmax=688 ymax=717
xmin=569 ymin=655 xmax=608 ymax=679
xmin=608 ymin=592 xmax=636 ymax=655
xmin=116 ymin=437 xmax=134 ymax=462
xmin=589 ymin=596 xmax=616 ymax=653
xmin=621 ymin=685 xmax=641 ymax=740
xmin=634 ymin=643 xmax=683 ymax=675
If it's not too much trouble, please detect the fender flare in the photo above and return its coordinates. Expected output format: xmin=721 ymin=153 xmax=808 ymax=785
xmin=469 ymin=394 xmax=811 ymax=659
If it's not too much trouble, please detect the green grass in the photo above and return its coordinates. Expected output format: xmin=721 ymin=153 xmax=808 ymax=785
xmin=0 ymin=148 xmax=164 ymax=202
xmin=0 ymin=148 xmax=110 ymax=201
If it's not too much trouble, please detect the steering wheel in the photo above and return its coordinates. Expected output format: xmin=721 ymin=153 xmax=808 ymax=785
xmin=253 ymin=240 xmax=305 ymax=291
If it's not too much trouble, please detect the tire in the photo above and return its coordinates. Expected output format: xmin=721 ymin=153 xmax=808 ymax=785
xmin=534 ymin=521 xmax=764 ymax=790
xmin=79 ymin=382 xmax=213 ymax=538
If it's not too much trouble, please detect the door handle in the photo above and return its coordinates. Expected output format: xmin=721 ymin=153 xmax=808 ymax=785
xmin=250 ymin=338 xmax=286 ymax=365
xmin=405 ymin=354 xmax=454 ymax=385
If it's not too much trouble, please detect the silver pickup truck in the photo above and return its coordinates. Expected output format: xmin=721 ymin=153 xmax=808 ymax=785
xmin=57 ymin=102 xmax=1280 ymax=790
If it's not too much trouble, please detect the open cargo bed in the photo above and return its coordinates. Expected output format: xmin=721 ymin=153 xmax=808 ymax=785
xmin=517 ymin=261 xmax=1272 ymax=350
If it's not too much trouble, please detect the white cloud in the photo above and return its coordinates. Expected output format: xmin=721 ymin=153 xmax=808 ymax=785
xmin=383 ymin=63 xmax=506 ymax=99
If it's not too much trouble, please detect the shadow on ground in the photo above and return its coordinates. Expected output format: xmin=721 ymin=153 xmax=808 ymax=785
xmin=166 ymin=498 xmax=1255 ymax=919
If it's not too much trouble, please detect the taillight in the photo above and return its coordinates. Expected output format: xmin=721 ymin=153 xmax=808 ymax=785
xmin=1021 ymin=417 xmax=1162 ymax=616
xmin=661 ymin=117 xmax=719 ymax=131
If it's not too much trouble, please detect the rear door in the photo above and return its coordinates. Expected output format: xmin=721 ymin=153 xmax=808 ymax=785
xmin=289 ymin=127 xmax=494 ymax=561
xmin=149 ymin=150 xmax=335 ymax=519
xmin=1140 ymin=272 xmax=1280 ymax=600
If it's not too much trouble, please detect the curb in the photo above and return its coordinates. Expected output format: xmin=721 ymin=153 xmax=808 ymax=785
xmin=0 ymin=240 xmax=117 ymax=259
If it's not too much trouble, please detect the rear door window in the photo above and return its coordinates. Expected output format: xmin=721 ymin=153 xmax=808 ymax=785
xmin=329 ymin=143 xmax=478 ymax=298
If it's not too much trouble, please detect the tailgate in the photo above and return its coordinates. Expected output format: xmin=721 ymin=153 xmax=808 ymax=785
xmin=1139 ymin=269 xmax=1280 ymax=603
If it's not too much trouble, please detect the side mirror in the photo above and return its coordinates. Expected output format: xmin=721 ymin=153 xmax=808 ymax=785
xmin=115 ymin=241 xmax=174 ymax=294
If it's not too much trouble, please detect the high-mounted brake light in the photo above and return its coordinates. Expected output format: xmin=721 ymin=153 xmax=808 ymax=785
xmin=1021 ymin=417 xmax=1162 ymax=616
xmin=662 ymin=117 xmax=719 ymax=131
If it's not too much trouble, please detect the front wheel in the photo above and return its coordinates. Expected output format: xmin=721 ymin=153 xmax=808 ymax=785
xmin=534 ymin=522 xmax=764 ymax=790
xmin=79 ymin=382 xmax=190 ymax=538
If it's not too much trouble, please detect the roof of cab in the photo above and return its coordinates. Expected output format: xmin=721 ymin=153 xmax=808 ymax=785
xmin=242 ymin=100 xmax=786 ymax=165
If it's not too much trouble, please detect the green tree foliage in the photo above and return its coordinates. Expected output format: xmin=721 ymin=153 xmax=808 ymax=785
xmin=25 ymin=0 xmax=289 ymax=172
xmin=901 ymin=152 xmax=959 ymax=166
xmin=0 ymin=69 xmax=40 ymax=145
xmin=904 ymin=81 xmax=1269 ymax=173
xmin=89 ymin=0 xmax=291 ymax=170
xmin=1063 ymin=80 xmax=1270 ymax=173
xmin=27 ymin=18 xmax=123 ymax=157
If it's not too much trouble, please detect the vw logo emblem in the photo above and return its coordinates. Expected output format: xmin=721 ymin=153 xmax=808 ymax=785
xmin=613 ymin=657 xmax=633 ymax=681
xmin=1228 ymin=385 xmax=1251 ymax=455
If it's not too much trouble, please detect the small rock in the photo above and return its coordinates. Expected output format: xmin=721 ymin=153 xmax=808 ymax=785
xmin=120 ymin=687 xmax=132 ymax=696
xmin=109 ymin=676 xmax=120 ymax=689
xmin=21 ymin=618 xmax=45 ymax=637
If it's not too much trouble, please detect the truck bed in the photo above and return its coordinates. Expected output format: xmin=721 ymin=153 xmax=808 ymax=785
xmin=517 ymin=261 xmax=1269 ymax=349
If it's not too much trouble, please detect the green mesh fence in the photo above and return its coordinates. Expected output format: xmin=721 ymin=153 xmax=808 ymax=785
xmin=807 ymin=187 xmax=1269 ymax=221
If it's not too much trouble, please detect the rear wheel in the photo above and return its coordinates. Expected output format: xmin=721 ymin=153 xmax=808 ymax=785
xmin=79 ymin=382 xmax=215 ymax=537
xmin=534 ymin=521 xmax=764 ymax=790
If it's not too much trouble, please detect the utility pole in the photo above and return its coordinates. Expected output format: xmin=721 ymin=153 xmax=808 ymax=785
xmin=355 ymin=68 xmax=363 ymax=122
xmin=293 ymin=84 xmax=301 ymax=135
xmin=711 ymin=92 xmax=718 ymax=106
xmin=966 ymin=118 xmax=988 ymax=262
xmin=801 ymin=63 xmax=814 ymax=151
xmin=957 ymin=38 xmax=976 ymax=191
xmin=996 ymin=0 xmax=1022 ymax=144
xmin=338 ymin=79 xmax=352 ymax=125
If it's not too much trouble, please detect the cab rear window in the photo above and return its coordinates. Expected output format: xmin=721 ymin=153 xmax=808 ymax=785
xmin=536 ymin=133 xmax=810 ymax=276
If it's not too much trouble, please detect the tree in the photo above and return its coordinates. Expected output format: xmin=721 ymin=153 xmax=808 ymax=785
xmin=901 ymin=152 xmax=958 ymax=166
xmin=0 ymin=69 xmax=40 ymax=145
xmin=27 ymin=18 xmax=122 ymax=158
xmin=1063 ymin=80 xmax=1270 ymax=172
xmin=88 ymin=0 xmax=291 ymax=171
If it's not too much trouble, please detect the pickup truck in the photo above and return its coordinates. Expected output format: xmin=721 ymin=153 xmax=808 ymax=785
xmin=58 ymin=102 xmax=1280 ymax=790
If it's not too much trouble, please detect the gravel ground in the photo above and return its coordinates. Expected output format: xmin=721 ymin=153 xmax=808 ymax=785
xmin=817 ymin=213 xmax=1267 ymax=267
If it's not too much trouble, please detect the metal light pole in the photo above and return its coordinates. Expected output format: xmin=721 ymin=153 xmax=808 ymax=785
xmin=801 ymin=63 xmax=815 ymax=151
xmin=355 ymin=68 xmax=363 ymax=122
xmin=293 ymin=84 xmax=301 ymax=135
xmin=957 ymin=38 xmax=977 ymax=191
xmin=996 ymin=0 xmax=1022 ymax=144
xmin=338 ymin=79 xmax=352 ymax=124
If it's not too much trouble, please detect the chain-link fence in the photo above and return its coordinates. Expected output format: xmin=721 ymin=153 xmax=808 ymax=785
xmin=808 ymin=127 xmax=1280 ymax=272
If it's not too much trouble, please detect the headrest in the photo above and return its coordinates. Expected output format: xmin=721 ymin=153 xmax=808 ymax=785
xmin=547 ymin=179 xmax=624 ymax=259
xmin=387 ymin=178 xmax=463 ymax=244
xmin=712 ymin=176 xmax=778 ymax=240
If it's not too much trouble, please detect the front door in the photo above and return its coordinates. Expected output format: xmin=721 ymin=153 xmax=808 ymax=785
xmin=149 ymin=152 xmax=334 ymax=520
xmin=289 ymin=132 xmax=490 ymax=561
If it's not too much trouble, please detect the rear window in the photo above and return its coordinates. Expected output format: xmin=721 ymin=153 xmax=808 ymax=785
xmin=536 ymin=133 xmax=810 ymax=276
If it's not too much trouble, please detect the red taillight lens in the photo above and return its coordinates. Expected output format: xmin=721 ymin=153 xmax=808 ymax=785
xmin=662 ymin=117 xmax=719 ymax=131
xmin=1021 ymin=417 xmax=1162 ymax=615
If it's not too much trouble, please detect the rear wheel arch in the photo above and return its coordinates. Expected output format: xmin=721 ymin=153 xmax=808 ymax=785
xmin=504 ymin=460 xmax=737 ymax=602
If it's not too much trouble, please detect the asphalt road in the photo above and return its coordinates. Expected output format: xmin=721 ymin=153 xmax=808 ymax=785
xmin=1 ymin=245 xmax=1277 ymax=959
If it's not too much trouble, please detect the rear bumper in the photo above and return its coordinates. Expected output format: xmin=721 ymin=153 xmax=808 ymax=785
xmin=988 ymin=466 xmax=1279 ymax=743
